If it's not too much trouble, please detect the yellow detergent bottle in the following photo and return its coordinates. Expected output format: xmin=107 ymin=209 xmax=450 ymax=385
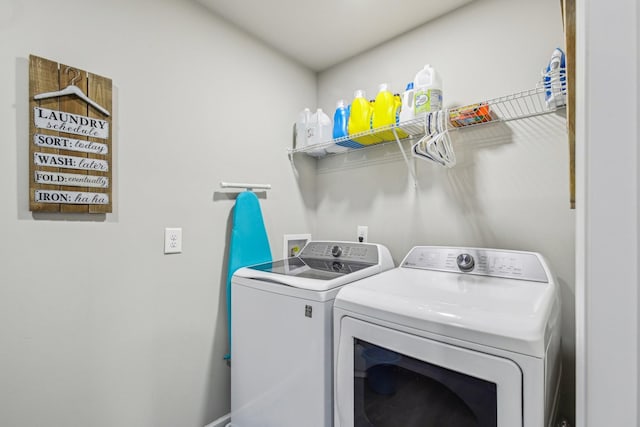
xmin=348 ymin=90 xmax=378 ymax=145
xmin=372 ymin=83 xmax=395 ymax=141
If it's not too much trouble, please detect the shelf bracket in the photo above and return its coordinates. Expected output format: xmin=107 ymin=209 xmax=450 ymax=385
xmin=392 ymin=128 xmax=418 ymax=187
xmin=288 ymin=150 xmax=300 ymax=178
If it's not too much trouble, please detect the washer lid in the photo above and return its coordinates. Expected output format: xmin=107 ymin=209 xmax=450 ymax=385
xmin=248 ymin=256 xmax=372 ymax=281
xmin=335 ymin=247 xmax=560 ymax=358
xmin=233 ymin=241 xmax=394 ymax=292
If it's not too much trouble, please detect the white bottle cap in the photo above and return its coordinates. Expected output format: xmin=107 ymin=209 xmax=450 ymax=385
xmin=354 ymin=89 xmax=366 ymax=98
xmin=378 ymin=83 xmax=388 ymax=92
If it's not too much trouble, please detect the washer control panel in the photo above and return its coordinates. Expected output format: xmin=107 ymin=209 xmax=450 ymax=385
xmin=300 ymin=241 xmax=379 ymax=264
xmin=402 ymin=246 xmax=548 ymax=283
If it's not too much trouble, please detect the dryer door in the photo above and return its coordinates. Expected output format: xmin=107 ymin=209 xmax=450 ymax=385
xmin=335 ymin=317 xmax=523 ymax=427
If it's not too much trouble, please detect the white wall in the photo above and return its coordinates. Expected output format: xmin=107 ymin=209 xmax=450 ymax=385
xmin=316 ymin=0 xmax=576 ymax=421
xmin=4 ymin=0 xmax=612 ymax=425
xmin=0 ymin=1 xmax=316 ymax=426
xmin=576 ymin=0 xmax=639 ymax=425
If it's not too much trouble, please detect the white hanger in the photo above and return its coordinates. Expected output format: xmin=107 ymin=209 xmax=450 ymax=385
xmin=34 ymin=67 xmax=110 ymax=117
xmin=411 ymin=111 xmax=456 ymax=167
xmin=427 ymin=110 xmax=456 ymax=167
xmin=412 ymin=112 xmax=442 ymax=164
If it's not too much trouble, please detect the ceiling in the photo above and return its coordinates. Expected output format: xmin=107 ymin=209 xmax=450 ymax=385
xmin=197 ymin=0 xmax=475 ymax=71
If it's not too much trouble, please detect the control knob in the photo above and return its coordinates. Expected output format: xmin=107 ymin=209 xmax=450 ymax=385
xmin=331 ymin=245 xmax=342 ymax=257
xmin=456 ymin=253 xmax=475 ymax=272
xmin=332 ymin=261 xmax=344 ymax=272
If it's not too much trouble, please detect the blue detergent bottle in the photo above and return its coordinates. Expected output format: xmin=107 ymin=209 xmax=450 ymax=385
xmin=333 ymin=100 xmax=363 ymax=149
xmin=544 ymin=48 xmax=567 ymax=107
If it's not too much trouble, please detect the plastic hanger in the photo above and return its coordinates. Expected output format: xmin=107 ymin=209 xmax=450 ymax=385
xmin=412 ymin=112 xmax=446 ymax=165
xmin=33 ymin=67 xmax=110 ymax=117
xmin=428 ymin=111 xmax=456 ymax=167
xmin=411 ymin=110 xmax=456 ymax=167
xmin=412 ymin=112 xmax=441 ymax=164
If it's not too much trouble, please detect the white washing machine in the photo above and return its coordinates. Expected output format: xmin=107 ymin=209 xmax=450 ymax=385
xmin=230 ymin=241 xmax=394 ymax=427
xmin=333 ymin=246 xmax=562 ymax=427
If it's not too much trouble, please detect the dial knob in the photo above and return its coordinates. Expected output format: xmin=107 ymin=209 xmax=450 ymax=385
xmin=331 ymin=245 xmax=342 ymax=257
xmin=332 ymin=261 xmax=344 ymax=272
xmin=456 ymin=253 xmax=475 ymax=272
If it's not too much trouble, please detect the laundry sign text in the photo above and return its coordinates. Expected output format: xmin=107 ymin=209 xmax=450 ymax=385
xmin=34 ymin=106 xmax=109 ymax=139
xmin=34 ymin=133 xmax=108 ymax=155
xmin=33 ymin=152 xmax=108 ymax=171
xmin=29 ymin=55 xmax=113 ymax=213
xmin=34 ymin=189 xmax=109 ymax=205
xmin=35 ymin=171 xmax=109 ymax=188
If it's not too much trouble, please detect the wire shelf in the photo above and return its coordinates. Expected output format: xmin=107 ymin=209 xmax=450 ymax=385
xmin=289 ymin=74 xmax=567 ymax=160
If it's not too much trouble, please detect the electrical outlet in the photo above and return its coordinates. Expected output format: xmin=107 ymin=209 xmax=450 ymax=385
xmin=357 ymin=225 xmax=368 ymax=243
xmin=164 ymin=228 xmax=182 ymax=254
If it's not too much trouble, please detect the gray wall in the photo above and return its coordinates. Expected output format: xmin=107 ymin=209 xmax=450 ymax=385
xmin=0 ymin=0 xmax=316 ymax=426
xmin=315 ymin=0 xmax=575 ymax=421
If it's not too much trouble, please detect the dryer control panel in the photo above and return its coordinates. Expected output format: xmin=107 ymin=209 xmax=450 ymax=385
xmin=402 ymin=246 xmax=548 ymax=283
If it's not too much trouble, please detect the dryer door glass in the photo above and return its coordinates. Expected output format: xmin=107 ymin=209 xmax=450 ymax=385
xmin=354 ymin=339 xmax=496 ymax=427
xmin=334 ymin=317 xmax=522 ymax=427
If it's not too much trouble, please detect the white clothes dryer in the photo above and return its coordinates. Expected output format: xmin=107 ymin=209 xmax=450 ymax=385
xmin=231 ymin=241 xmax=394 ymax=427
xmin=333 ymin=246 xmax=562 ymax=427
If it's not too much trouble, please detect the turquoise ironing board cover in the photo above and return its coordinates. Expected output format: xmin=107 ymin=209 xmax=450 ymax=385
xmin=225 ymin=191 xmax=271 ymax=359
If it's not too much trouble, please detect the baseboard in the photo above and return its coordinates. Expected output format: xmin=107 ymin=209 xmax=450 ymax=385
xmin=204 ymin=413 xmax=231 ymax=427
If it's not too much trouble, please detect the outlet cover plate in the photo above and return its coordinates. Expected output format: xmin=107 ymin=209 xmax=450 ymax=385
xmin=164 ymin=228 xmax=182 ymax=254
xmin=357 ymin=225 xmax=368 ymax=243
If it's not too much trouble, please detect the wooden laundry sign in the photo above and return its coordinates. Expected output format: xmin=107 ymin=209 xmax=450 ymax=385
xmin=29 ymin=54 xmax=113 ymax=213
